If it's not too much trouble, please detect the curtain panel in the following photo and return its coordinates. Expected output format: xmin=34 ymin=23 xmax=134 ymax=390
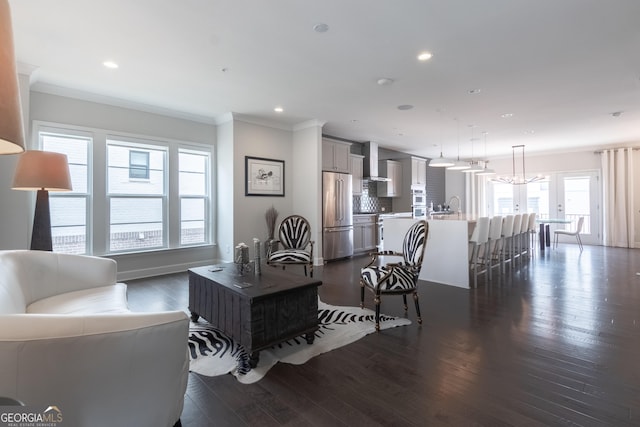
xmin=601 ymin=148 xmax=634 ymax=248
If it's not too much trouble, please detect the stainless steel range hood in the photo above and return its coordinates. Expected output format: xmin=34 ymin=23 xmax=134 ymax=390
xmin=363 ymin=141 xmax=391 ymax=182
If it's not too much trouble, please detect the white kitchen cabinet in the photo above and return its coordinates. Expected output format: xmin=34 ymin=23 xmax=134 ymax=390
xmin=411 ymin=157 xmax=427 ymax=187
xmin=391 ymin=156 xmax=428 ymax=212
xmin=353 ymin=214 xmax=377 ymax=254
xmin=350 ymin=154 xmax=364 ymax=195
xmin=322 ymin=139 xmax=351 ymax=173
xmin=377 ymin=160 xmax=402 ymax=197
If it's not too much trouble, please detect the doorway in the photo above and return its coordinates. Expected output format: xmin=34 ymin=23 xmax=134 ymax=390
xmin=488 ymin=171 xmax=601 ymax=246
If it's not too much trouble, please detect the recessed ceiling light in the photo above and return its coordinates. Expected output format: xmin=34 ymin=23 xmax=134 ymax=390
xmin=377 ymin=77 xmax=394 ymax=86
xmin=274 ymin=107 xmax=283 ymax=113
xmin=468 ymin=89 xmax=481 ymax=94
xmin=313 ymin=23 xmax=329 ymax=33
xmin=417 ymin=51 xmax=433 ymax=61
xmin=501 ymin=113 xmax=514 ymax=118
xmin=611 ymin=111 xmax=623 ymax=117
xmin=103 ymin=61 xmax=118 ymax=69
xmin=397 ymin=105 xmax=414 ymax=110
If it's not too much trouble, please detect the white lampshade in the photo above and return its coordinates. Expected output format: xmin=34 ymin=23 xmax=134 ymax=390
xmin=429 ymin=152 xmax=455 ymax=168
xmin=447 ymin=159 xmax=471 ymax=171
xmin=476 ymin=166 xmax=496 ymax=176
xmin=0 ymin=0 xmax=25 ymax=155
xmin=12 ymin=150 xmax=73 ymax=191
xmin=461 ymin=161 xmax=484 ymax=173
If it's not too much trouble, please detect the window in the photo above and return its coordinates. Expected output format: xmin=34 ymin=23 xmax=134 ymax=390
xmin=179 ymin=149 xmax=210 ymax=245
xmin=41 ymin=131 xmax=91 ymax=254
xmin=129 ymin=150 xmax=150 ymax=179
xmin=36 ymin=121 xmax=213 ymax=256
xmin=107 ymin=140 xmax=167 ymax=252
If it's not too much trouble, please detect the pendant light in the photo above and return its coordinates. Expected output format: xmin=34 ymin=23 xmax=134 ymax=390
xmin=447 ymin=118 xmax=471 ymax=171
xmin=476 ymin=132 xmax=495 ymax=176
xmin=462 ymin=125 xmax=483 ymax=173
xmin=429 ymin=150 xmax=455 ymax=167
xmin=492 ymin=145 xmax=544 ymax=184
xmin=430 ymin=110 xmax=454 ymax=167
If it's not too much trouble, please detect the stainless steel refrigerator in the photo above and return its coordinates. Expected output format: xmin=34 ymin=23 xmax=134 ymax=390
xmin=322 ymin=171 xmax=354 ymax=261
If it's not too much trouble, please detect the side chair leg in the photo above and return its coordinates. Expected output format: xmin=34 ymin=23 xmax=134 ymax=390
xmin=360 ymin=281 xmax=365 ymax=308
xmin=413 ymin=292 xmax=422 ymax=325
xmin=304 ymin=265 xmax=307 ymax=276
xmin=374 ymin=295 xmax=381 ymax=332
xmin=402 ymin=294 xmax=408 ymax=311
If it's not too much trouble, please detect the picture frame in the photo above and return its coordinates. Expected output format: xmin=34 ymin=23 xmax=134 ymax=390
xmin=245 ymin=156 xmax=285 ymax=197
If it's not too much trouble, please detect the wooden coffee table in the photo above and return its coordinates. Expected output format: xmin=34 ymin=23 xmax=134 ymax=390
xmin=188 ymin=264 xmax=321 ymax=367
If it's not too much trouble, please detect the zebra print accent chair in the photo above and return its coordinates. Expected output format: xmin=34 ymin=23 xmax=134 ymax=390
xmin=267 ymin=215 xmax=314 ymax=277
xmin=360 ymin=220 xmax=428 ymax=331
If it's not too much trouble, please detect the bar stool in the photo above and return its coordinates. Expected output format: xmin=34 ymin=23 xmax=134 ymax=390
xmin=500 ymin=215 xmax=515 ymax=273
xmin=510 ymin=214 xmax=523 ymax=267
xmin=526 ymin=212 xmax=537 ymax=258
xmin=518 ymin=213 xmax=530 ymax=262
xmin=484 ymin=216 xmax=503 ymax=282
xmin=469 ymin=217 xmax=490 ymax=288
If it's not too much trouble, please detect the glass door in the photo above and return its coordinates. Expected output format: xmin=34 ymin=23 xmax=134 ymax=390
xmin=554 ymin=172 xmax=600 ymax=245
xmin=487 ymin=171 xmax=601 ymax=245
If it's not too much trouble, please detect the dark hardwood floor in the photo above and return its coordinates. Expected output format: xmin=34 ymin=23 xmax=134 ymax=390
xmin=127 ymin=244 xmax=640 ymax=426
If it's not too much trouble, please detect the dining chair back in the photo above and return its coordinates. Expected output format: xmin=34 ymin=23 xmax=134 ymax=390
xmin=553 ymin=216 xmax=584 ymax=252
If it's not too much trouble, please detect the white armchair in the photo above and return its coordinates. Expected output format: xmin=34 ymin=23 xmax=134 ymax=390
xmin=0 ymin=250 xmax=189 ymax=427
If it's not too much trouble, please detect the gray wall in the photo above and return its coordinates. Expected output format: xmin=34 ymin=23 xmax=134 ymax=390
xmin=0 ymin=87 xmax=324 ymax=279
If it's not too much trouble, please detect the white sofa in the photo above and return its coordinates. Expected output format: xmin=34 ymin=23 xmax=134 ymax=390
xmin=0 ymin=250 xmax=189 ymax=427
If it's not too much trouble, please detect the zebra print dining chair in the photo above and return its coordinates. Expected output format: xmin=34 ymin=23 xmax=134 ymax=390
xmin=360 ymin=220 xmax=428 ymax=331
xmin=266 ymin=215 xmax=314 ymax=277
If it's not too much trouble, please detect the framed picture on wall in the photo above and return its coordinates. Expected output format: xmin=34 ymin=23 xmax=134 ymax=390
xmin=245 ymin=156 xmax=285 ymax=196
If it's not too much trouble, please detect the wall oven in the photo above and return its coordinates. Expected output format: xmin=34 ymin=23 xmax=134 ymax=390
xmin=411 ymin=186 xmax=427 ymax=219
xmin=412 ymin=205 xmax=427 ymax=219
xmin=411 ymin=186 xmax=425 ymax=205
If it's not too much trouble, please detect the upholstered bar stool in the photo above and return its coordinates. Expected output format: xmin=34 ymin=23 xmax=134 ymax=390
xmin=484 ymin=216 xmax=503 ymax=282
xmin=517 ymin=213 xmax=530 ymax=263
xmin=510 ymin=214 xmax=522 ymax=268
xmin=468 ymin=217 xmax=490 ymax=288
xmin=500 ymin=215 xmax=515 ymax=273
xmin=526 ymin=212 xmax=537 ymax=258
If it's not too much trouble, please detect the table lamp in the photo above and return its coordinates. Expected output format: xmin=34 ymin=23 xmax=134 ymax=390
xmin=12 ymin=150 xmax=72 ymax=251
xmin=0 ymin=0 xmax=25 ymax=155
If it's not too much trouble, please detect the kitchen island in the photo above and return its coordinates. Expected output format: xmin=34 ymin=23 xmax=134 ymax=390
xmin=382 ymin=215 xmax=477 ymax=289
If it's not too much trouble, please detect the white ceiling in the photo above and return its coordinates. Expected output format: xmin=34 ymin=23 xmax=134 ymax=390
xmin=8 ymin=0 xmax=640 ymax=159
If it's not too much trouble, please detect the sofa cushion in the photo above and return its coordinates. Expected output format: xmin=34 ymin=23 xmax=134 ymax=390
xmin=27 ymin=283 xmax=129 ymax=315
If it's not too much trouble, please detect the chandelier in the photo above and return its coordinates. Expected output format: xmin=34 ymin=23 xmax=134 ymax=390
xmin=492 ymin=145 xmax=544 ymax=185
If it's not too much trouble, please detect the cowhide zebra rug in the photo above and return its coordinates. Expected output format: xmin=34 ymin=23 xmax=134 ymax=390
xmin=188 ymin=299 xmax=411 ymax=384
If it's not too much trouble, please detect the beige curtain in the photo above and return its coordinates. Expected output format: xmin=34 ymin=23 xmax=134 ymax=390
xmin=464 ymin=173 xmax=487 ymax=217
xmin=601 ymin=148 xmax=634 ymax=247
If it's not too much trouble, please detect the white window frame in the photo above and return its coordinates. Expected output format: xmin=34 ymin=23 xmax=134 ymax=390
xmin=106 ymin=137 xmax=169 ymax=253
xmin=178 ymin=147 xmax=212 ymax=247
xmin=37 ymin=124 xmax=93 ymax=255
xmin=32 ymin=120 xmax=214 ymax=256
